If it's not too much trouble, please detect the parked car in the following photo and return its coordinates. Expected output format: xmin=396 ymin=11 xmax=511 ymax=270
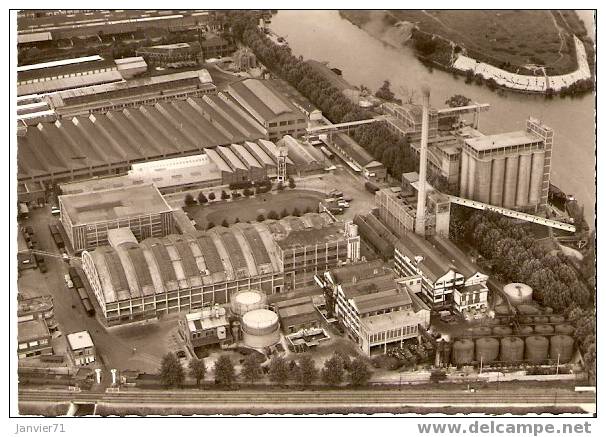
xmin=64 ymin=274 xmax=74 ymax=289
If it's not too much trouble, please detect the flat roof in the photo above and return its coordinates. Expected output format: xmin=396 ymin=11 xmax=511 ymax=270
xmin=18 ymin=295 xmax=53 ymax=316
xmin=361 ymin=306 xmax=422 ymax=334
xmin=275 ymin=223 xmax=344 ymax=250
xmin=353 ymin=289 xmax=412 ymax=314
xmin=465 ymin=130 xmax=542 ymax=152
xmin=18 ymin=319 xmax=49 ymax=342
xmin=67 ymin=331 xmax=94 ymax=350
xmin=17 ymin=55 xmax=103 ymax=73
xmin=60 ymin=184 xmax=171 ymax=225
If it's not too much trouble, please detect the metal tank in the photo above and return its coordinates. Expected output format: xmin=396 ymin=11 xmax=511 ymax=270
xmin=231 ymin=289 xmax=267 ymax=317
xmin=503 ymin=155 xmax=519 ymax=208
xmin=492 ymin=326 xmax=513 ymax=336
xmin=533 ymin=316 xmax=550 ymax=324
xmin=520 ymin=316 xmax=535 ymax=324
xmin=534 ymin=324 xmax=554 ymax=335
xmin=475 ymin=337 xmax=499 ymax=363
xmin=528 ymin=151 xmax=545 ymax=205
xmin=490 ymin=157 xmax=506 ymax=206
xmin=516 ymin=304 xmax=540 ymax=315
xmin=452 ymin=339 xmax=474 ymax=365
xmin=543 ymin=307 xmax=554 ymax=315
xmin=516 ymin=152 xmax=532 ymax=207
xmin=503 ymin=283 xmax=533 ymax=305
xmin=476 ymin=158 xmax=492 ymax=203
xmin=471 ymin=326 xmax=492 ymax=337
xmin=494 ymin=304 xmax=511 ymax=316
xmin=550 ymin=335 xmax=575 ymax=363
xmin=555 ymin=324 xmax=575 ymax=335
xmin=500 ymin=336 xmax=524 ymax=362
xmin=525 ymin=335 xmax=549 ymax=363
xmin=517 ymin=325 xmax=534 ymax=335
xmin=549 ymin=315 xmax=566 ymax=324
xmin=241 ymin=308 xmax=280 ymax=348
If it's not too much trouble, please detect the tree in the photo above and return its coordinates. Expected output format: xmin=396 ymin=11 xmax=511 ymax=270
xmin=206 ymin=221 xmax=215 ymax=230
xmin=214 ymin=355 xmax=236 ymax=385
xmin=268 ymin=356 xmax=289 ymax=385
xmin=208 ymin=192 xmax=216 ymax=201
xmin=241 ymin=354 xmax=263 ymax=383
xmin=295 ymin=355 xmax=318 ymax=386
xmin=445 ymin=94 xmax=472 ymax=108
xmin=188 ymin=358 xmax=206 ymax=386
xmin=184 ymin=193 xmax=196 ymax=206
xmin=292 ymin=207 xmax=301 ymax=217
xmin=277 ymin=181 xmax=284 ymax=191
xmin=375 ymin=80 xmax=397 ymax=102
xmin=288 ymin=178 xmax=296 ymax=189
xmin=243 ymin=188 xmax=252 ymax=197
xmin=198 ymin=192 xmax=208 ymax=204
xmin=159 ymin=352 xmax=185 ymax=387
xmin=221 ymin=190 xmax=230 ymax=200
xmin=267 ymin=210 xmax=279 ymax=220
xmin=221 ymin=219 xmax=230 ymax=227
xmin=280 ymin=208 xmax=289 ymax=218
xmin=257 ymin=214 xmax=265 ymax=222
xmin=234 ymin=217 xmax=240 ymax=223
xmin=321 ymin=353 xmax=345 ymax=385
xmin=348 ymin=357 xmax=371 ymax=386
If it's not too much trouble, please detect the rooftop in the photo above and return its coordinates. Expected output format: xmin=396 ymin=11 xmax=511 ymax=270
xmin=396 ymin=231 xmax=455 ymax=282
xmin=18 ymin=295 xmax=53 ymax=316
xmin=228 ymin=79 xmax=303 ymax=122
xmin=278 ymin=301 xmax=322 ymax=328
xmin=67 ymin=331 xmax=94 ymax=350
xmin=361 ymin=305 xmax=422 ymax=335
xmin=59 ymin=184 xmax=171 ymax=225
xmin=186 ymin=307 xmax=229 ymax=332
xmin=352 ymin=288 xmax=412 ymax=314
xmin=465 ymin=130 xmax=542 ymax=152
xmin=18 ymin=319 xmax=49 ymax=342
xmin=275 ymin=223 xmax=344 ymax=250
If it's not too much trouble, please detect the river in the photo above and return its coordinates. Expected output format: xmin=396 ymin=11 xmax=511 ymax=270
xmin=270 ymin=10 xmax=596 ymax=224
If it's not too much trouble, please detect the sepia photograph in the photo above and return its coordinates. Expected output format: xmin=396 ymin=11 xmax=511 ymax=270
xmin=9 ymin=4 xmax=598 ymax=432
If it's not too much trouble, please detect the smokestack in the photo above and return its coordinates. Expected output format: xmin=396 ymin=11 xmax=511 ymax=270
xmin=415 ymin=87 xmax=430 ymax=236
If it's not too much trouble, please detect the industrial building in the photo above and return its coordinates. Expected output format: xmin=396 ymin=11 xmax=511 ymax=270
xmin=277 ymin=135 xmax=327 ymax=176
xmin=329 ymin=134 xmax=387 ymax=182
xmin=274 ymin=296 xmax=323 ymax=334
xmin=136 ymin=42 xmax=203 ymax=66
xmin=410 ymin=135 xmax=461 ymax=190
xmin=179 ymin=306 xmax=232 ymax=350
xmin=201 ymin=35 xmax=234 ymax=59
xmin=318 ymin=261 xmax=431 ymax=355
xmin=17 ymin=55 xmax=145 ymax=96
xmin=45 ymin=69 xmax=216 ymax=117
xmin=18 ymin=295 xmax=57 ymax=332
xmin=459 ymin=118 xmax=553 ymax=211
xmin=383 ymin=101 xmax=439 ymax=143
xmin=17 ymin=92 xmax=266 ymax=185
xmin=393 ymin=231 xmax=488 ymax=311
xmin=66 ymin=331 xmax=96 ymax=366
xmin=233 ymin=47 xmax=257 ymax=71
xmin=227 ymin=79 xmax=307 ymax=141
xmin=305 ymin=60 xmax=360 ymax=104
xmin=17 ymin=318 xmax=53 ymax=359
xmin=59 ymin=184 xmax=174 ymax=252
xmin=80 ymin=214 xmax=361 ymax=325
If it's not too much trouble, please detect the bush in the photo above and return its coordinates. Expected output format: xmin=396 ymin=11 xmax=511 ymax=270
xmin=229 ymin=181 xmax=253 ymax=190
xmin=288 ymin=178 xmax=296 ymax=189
xmin=197 ymin=192 xmax=208 ymax=204
xmin=184 ymin=193 xmax=196 ymax=206
xmin=277 ymin=182 xmax=284 ymax=191
xmin=208 ymin=192 xmax=216 ymax=201
xmin=206 ymin=221 xmax=215 ymax=230
xmin=267 ymin=210 xmax=279 ymax=220
xmin=256 ymin=214 xmax=265 ymax=222
xmin=221 ymin=190 xmax=230 ymax=200
xmin=243 ymin=188 xmax=252 ymax=197
xmin=221 ymin=219 xmax=229 ymax=227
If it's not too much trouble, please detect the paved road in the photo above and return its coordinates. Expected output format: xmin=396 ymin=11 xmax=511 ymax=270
xmin=19 ymin=387 xmax=595 ymax=413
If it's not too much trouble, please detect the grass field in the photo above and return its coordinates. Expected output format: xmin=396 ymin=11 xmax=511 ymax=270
xmin=184 ymin=190 xmax=325 ymax=229
xmin=343 ymin=10 xmax=580 ymax=75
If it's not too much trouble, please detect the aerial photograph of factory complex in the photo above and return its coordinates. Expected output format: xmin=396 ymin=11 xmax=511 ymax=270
xmin=12 ymin=9 xmax=596 ymax=421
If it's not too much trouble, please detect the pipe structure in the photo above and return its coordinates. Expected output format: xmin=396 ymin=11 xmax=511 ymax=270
xmin=415 ymin=87 xmax=430 ymax=236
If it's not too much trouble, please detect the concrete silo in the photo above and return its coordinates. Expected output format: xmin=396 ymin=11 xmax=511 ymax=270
xmin=490 ymin=157 xmax=506 ymax=206
xmin=528 ymin=150 xmax=545 ymax=205
xmin=516 ymin=153 xmax=532 ymax=207
xmin=503 ymin=155 xmax=519 ymax=209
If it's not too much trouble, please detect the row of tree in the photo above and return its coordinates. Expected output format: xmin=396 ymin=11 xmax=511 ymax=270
xmin=206 ymin=205 xmax=315 ymax=230
xmin=227 ymin=12 xmax=418 ymax=179
xmin=184 ymin=179 xmax=297 ymax=206
xmin=159 ymin=352 xmax=372 ymax=387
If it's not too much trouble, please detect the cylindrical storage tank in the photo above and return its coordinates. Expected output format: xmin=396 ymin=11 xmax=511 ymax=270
xmin=550 ymin=335 xmax=574 ymax=363
xmin=503 ymin=155 xmax=519 ymax=209
xmin=476 ymin=158 xmax=492 ymax=203
xmin=549 ymin=315 xmax=566 ymax=324
xmin=487 ymin=317 xmax=501 ymax=326
xmin=471 ymin=326 xmax=492 ymax=337
xmin=241 ymin=309 xmax=280 ymax=348
xmin=534 ymin=324 xmax=554 ymax=335
xmin=452 ymin=339 xmax=474 ymax=365
xmin=520 ymin=316 xmax=534 ymax=324
xmin=504 ymin=283 xmax=533 ymax=305
xmin=467 ymin=156 xmax=477 ymax=200
xmin=533 ymin=316 xmax=549 ymax=324
xmin=443 ymin=341 xmax=452 ymax=366
xmin=494 ymin=304 xmax=510 ymax=316
xmin=555 ymin=324 xmax=575 ymax=335
xmin=516 ymin=304 xmax=540 ymax=315
xmin=230 ymin=289 xmax=267 ymax=316
xmin=543 ymin=307 xmax=554 ymax=315
xmin=517 ymin=325 xmax=534 ymax=335
xmin=525 ymin=335 xmax=549 ymax=363
xmin=490 ymin=157 xmax=506 ymax=206
xmin=516 ymin=153 xmax=532 ymax=207
xmin=475 ymin=337 xmax=499 ymax=363
xmin=528 ymin=150 xmax=545 ymax=205
xmin=460 ymin=151 xmax=470 ymax=198
xmin=492 ymin=326 xmax=513 ymax=336
xmin=500 ymin=336 xmax=524 ymax=362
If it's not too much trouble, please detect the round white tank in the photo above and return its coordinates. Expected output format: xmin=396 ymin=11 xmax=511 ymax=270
xmin=503 ymin=283 xmax=533 ymax=305
xmin=231 ymin=289 xmax=267 ymax=316
xmin=242 ymin=308 xmax=280 ymax=348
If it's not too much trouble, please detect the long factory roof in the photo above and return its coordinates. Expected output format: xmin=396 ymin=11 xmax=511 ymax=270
xmin=17 ymin=95 xmax=266 ymax=181
xmin=86 ymin=213 xmax=342 ymax=304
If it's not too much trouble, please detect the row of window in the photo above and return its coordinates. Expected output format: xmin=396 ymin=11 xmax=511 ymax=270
xmin=368 ymin=324 xmax=417 ymax=343
xmin=18 ymin=338 xmax=49 ymax=350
